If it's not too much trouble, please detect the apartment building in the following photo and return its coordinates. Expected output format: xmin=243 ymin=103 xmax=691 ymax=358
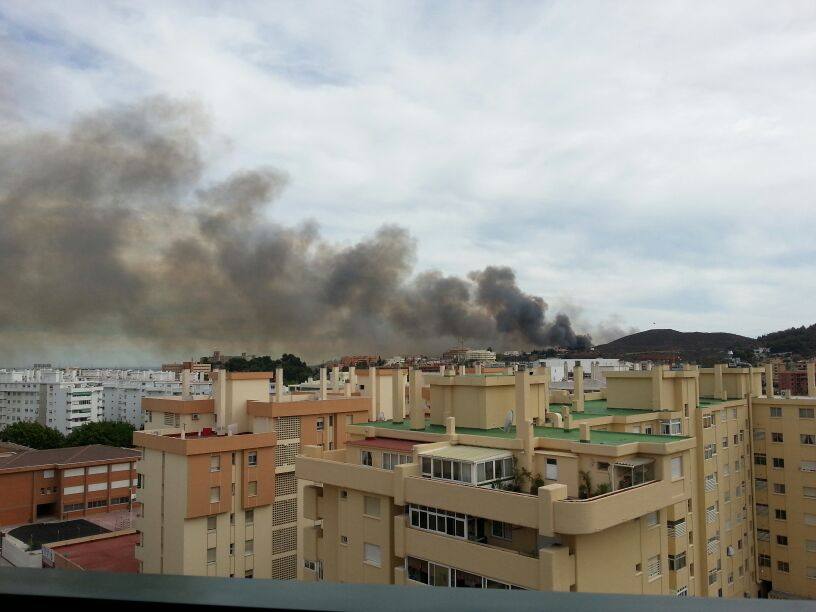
xmin=297 ymin=364 xmax=776 ymax=598
xmin=0 ymin=445 xmax=139 ymax=527
xmin=750 ymin=361 xmax=816 ymax=599
xmin=134 ymin=367 xmax=368 ymax=580
xmin=0 ymin=369 xmax=104 ymax=435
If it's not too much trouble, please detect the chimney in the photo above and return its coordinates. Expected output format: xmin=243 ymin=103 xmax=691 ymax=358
xmin=181 ymin=368 xmax=192 ymax=400
xmin=714 ymin=364 xmax=725 ymax=399
xmin=344 ymin=382 xmax=352 ymax=398
xmin=515 ymin=371 xmax=531 ymax=440
xmin=392 ymin=369 xmax=405 ymax=423
xmin=332 ymin=366 xmax=340 ymax=391
xmin=765 ymin=362 xmax=774 ymax=398
xmin=445 ymin=416 xmax=456 ymax=436
xmin=349 ymin=366 xmax=357 ymax=391
xmin=579 ymin=422 xmax=591 ymax=443
xmin=458 ymin=365 xmax=466 ymax=376
xmin=808 ymin=362 xmax=816 ymax=397
xmin=319 ymin=367 xmax=328 ymax=401
xmin=369 ymin=366 xmax=378 ymax=421
xmin=563 ymin=406 xmax=573 ymax=431
xmin=563 ymin=362 xmax=569 ymax=381
xmin=474 ymin=363 xmax=482 ymax=375
xmin=572 ymin=365 xmax=585 ymax=413
xmin=409 ymin=369 xmax=425 ymax=430
xmin=275 ymin=367 xmax=284 ymax=402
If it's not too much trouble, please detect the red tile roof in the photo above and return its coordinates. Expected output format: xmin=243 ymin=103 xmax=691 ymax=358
xmin=0 ymin=445 xmax=141 ymax=472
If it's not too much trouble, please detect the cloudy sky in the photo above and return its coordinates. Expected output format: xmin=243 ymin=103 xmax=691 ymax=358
xmin=2 ymin=1 xmax=816 ymax=365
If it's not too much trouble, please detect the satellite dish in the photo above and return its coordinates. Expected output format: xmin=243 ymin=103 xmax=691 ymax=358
xmin=503 ymin=410 xmax=514 ymax=433
xmin=378 ymin=411 xmax=386 ymax=422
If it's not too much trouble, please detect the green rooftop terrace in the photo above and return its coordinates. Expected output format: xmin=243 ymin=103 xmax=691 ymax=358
xmin=548 ymin=399 xmax=656 ymax=420
xmin=366 ymin=419 xmax=689 ymax=446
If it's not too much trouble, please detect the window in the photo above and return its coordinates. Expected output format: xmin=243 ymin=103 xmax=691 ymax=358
xmin=248 ymin=451 xmax=257 ymax=466
xmin=703 ymin=414 xmax=713 ymax=428
xmin=361 ymin=450 xmax=373 ymax=466
xmin=775 ymin=509 xmax=787 ymax=520
xmin=545 ymin=458 xmax=558 ymax=480
xmin=676 ymin=587 xmax=688 ymax=597
xmin=245 ymin=509 xmax=254 ymax=525
xmin=754 ymin=429 xmax=765 ymax=441
xmin=316 ymin=418 xmax=324 ymax=431
xmin=364 ymin=543 xmax=382 ymax=567
xmin=800 ymin=408 xmax=815 ymax=419
xmin=777 ymin=535 xmax=788 ymax=546
xmin=382 ymin=452 xmax=412 ymax=471
xmin=802 ymin=461 xmax=816 ymax=473
xmin=340 ymin=535 xmax=348 ymax=544
xmin=491 ymin=521 xmax=512 ymax=540
xmin=757 ymin=529 xmax=770 ymax=542
xmin=806 ymin=514 xmax=816 ymax=526
xmin=210 ymin=454 xmax=221 ymax=472
xmin=245 ymin=539 xmax=254 ymax=555
xmin=669 ymin=552 xmax=687 ymax=571
xmin=660 ymin=419 xmax=682 ymax=436
xmin=704 ymin=444 xmax=717 ymax=460
xmin=248 ymin=481 xmax=257 ymax=496
xmin=667 ymin=519 xmax=687 ymax=538
xmin=773 ymin=457 xmax=785 ymax=469
xmin=777 ymin=561 xmax=790 ymax=573
xmin=647 ymin=555 xmax=661 ymax=579
xmin=244 ymin=570 xmax=253 ymax=579
xmin=671 ymin=457 xmax=683 ymax=480
xmin=210 ymin=486 xmax=220 ymax=503
xmin=229 ymin=543 xmax=234 ymax=555
xmin=804 ymin=487 xmax=816 ymax=499
xmin=770 ymin=406 xmax=782 ymax=418
xmin=806 ymin=540 xmax=816 ymax=553
xmin=207 ymin=548 xmax=216 ymax=564
xmin=340 ymin=490 xmax=348 ymax=500
xmin=63 ymin=503 xmax=84 ymax=512
xmin=207 ymin=516 xmax=217 ymax=531
xmin=409 ymin=504 xmax=467 ymax=539
xmin=645 ymin=511 xmax=659 ymax=527
xmin=756 ymin=503 xmax=769 ymax=516
xmin=807 ymin=567 xmax=816 ymax=580
xmin=771 ymin=432 xmax=784 ymax=443
xmin=364 ymin=496 xmax=381 ymax=518
xmin=43 ymin=469 xmax=55 ymax=479
xmin=722 ymin=436 xmax=728 ymax=448
xmin=758 ymin=554 xmax=771 ymax=567
xmin=754 ymin=453 xmax=767 ymax=466
xmin=773 ymin=483 xmax=786 ymax=494
xmin=802 ymin=434 xmax=816 ymax=445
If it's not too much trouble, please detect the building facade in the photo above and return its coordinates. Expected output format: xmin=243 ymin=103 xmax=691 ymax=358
xmin=0 ymin=445 xmax=139 ymax=527
xmin=134 ymin=368 xmax=368 ymax=580
xmin=296 ymin=363 xmax=811 ymax=598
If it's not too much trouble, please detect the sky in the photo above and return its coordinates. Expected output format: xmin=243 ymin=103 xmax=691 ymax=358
xmin=1 ymin=1 xmax=816 ymax=366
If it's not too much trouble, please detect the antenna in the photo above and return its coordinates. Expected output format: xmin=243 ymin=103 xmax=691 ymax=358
xmin=503 ymin=410 xmax=514 ymax=433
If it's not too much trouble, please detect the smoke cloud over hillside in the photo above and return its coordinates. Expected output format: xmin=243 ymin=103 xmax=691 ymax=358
xmin=0 ymin=98 xmax=597 ymax=360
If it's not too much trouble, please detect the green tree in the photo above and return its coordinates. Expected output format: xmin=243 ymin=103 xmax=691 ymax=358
xmin=0 ymin=421 xmax=64 ymax=449
xmin=224 ymin=353 xmax=315 ymax=385
xmin=64 ymin=421 xmax=135 ymax=448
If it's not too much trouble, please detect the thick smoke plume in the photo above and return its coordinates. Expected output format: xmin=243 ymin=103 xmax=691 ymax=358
xmin=0 ymin=98 xmax=593 ymax=360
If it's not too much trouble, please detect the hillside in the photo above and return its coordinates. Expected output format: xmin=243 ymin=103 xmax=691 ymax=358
xmin=593 ymin=329 xmax=755 ymax=362
xmin=757 ymin=324 xmax=816 ymax=357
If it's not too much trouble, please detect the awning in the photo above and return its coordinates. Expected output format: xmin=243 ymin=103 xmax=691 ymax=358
xmin=418 ymin=445 xmax=511 ymax=463
xmin=613 ymin=456 xmax=654 ymax=469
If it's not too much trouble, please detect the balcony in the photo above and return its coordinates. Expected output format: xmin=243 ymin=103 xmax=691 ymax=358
xmin=296 ymin=455 xmax=394 ymax=497
xmin=552 ymin=479 xmax=678 ymax=534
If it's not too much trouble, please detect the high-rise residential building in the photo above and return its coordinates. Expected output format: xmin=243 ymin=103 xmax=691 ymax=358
xmin=296 ymin=362 xmax=816 ymax=600
xmin=133 ymin=367 xmax=368 ymax=580
xmin=0 ymin=369 xmax=103 ymax=435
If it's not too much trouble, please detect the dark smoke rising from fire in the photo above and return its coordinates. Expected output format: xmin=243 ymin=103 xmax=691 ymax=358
xmin=0 ymin=97 xmax=594 ymax=359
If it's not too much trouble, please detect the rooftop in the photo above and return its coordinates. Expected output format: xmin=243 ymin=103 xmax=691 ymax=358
xmin=367 ymin=420 xmax=688 ymax=446
xmin=0 ymin=445 xmax=141 ymax=472
xmin=7 ymin=520 xmax=109 ymax=551
xmin=346 ymin=437 xmax=417 ymax=452
xmin=48 ymin=532 xmax=138 ymax=573
xmin=548 ymin=399 xmax=656 ymax=420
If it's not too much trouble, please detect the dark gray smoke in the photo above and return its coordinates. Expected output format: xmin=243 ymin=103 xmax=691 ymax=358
xmin=0 ymin=97 xmax=592 ymax=359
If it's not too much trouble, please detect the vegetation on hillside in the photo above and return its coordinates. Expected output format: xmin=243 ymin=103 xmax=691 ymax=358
xmin=758 ymin=324 xmax=816 ymax=357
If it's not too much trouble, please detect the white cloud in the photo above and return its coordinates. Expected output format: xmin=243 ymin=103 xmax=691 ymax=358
xmin=2 ymin=0 xmax=816 ymax=358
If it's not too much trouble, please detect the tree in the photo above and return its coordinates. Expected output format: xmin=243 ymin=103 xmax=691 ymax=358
xmin=64 ymin=421 xmax=136 ymax=448
xmin=223 ymin=353 xmax=315 ymax=385
xmin=0 ymin=422 xmax=64 ymax=449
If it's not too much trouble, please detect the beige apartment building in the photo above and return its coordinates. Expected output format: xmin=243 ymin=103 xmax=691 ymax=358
xmin=296 ymin=362 xmax=814 ymax=599
xmin=134 ymin=368 xmax=368 ymax=580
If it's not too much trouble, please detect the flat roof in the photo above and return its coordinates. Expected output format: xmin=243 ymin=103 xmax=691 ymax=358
xmin=419 ymin=445 xmax=511 ymax=462
xmin=347 ymin=438 xmax=417 ymax=452
xmin=368 ymin=419 xmax=688 ymax=446
xmin=549 ymin=400 xmax=655 ymax=420
xmin=50 ymin=532 xmax=138 ymax=573
xmin=0 ymin=445 xmax=140 ymax=472
xmin=7 ymin=520 xmax=109 ymax=551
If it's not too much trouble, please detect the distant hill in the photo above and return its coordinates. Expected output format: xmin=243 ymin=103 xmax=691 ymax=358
xmin=758 ymin=324 xmax=816 ymax=358
xmin=593 ymin=329 xmax=755 ymax=362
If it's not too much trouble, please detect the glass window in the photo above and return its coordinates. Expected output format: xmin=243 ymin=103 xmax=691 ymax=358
xmin=421 ymin=456 xmax=431 ymax=475
xmin=207 ymin=515 xmax=217 ymax=531
xmin=545 ymin=458 xmax=558 ymax=480
xmin=210 ymin=486 xmax=220 ymax=503
xmin=364 ymin=543 xmax=382 ymax=567
xmin=207 ymin=548 xmax=216 ymax=564
xmin=361 ymin=450 xmax=373 ymax=467
xmin=453 ymin=568 xmax=483 ymax=588
xmin=407 ymin=557 xmax=429 ymax=584
xmin=492 ymin=521 xmax=512 ymax=540
xmin=210 ymin=454 xmax=221 ymax=472
xmin=245 ymin=539 xmax=254 ymax=555
xmin=671 ymin=457 xmax=683 ymax=480
xmin=364 ymin=496 xmax=381 ymax=517
xmin=245 ymin=509 xmax=254 ymax=525
xmin=248 ymin=481 xmax=257 ymax=496
xmin=431 ymin=563 xmax=450 ymax=587
xmin=770 ymin=407 xmax=782 ymax=418
xmin=248 ymin=451 xmax=257 ymax=466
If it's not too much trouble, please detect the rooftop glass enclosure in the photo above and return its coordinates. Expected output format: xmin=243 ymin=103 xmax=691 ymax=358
xmin=419 ymin=446 xmax=515 ymax=489
xmin=611 ymin=457 xmax=655 ymax=491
